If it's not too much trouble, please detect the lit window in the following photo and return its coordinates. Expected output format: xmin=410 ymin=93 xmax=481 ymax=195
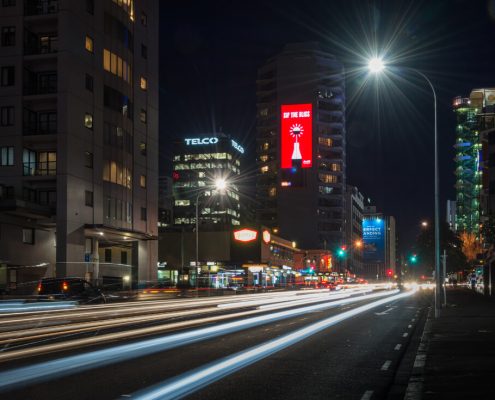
xmin=85 ymin=35 xmax=93 ymax=53
xmin=259 ymin=155 xmax=268 ymax=162
xmin=262 ymin=142 xmax=269 ymax=150
xmin=103 ymin=49 xmax=111 ymax=71
xmin=0 ymin=146 xmax=14 ymax=166
xmin=140 ymin=76 xmax=147 ymax=90
xmin=269 ymin=187 xmax=276 ymax=197
xmin=84 ymin=113 xmax=93 ymax=129
xmin=140 ymin=174 xmax=146 ymax=188
xmin=140 ymin=109 xmax=147 ymax=123
xmin=261 ymin=165 xmax=269 ymax=173
xmin=175 ymin=200 xmax=190 ymax=206
xmin=331 ymin=163 xmax=341 ymax=171
xmin=318 ymin=173 xmax=337 ymax=184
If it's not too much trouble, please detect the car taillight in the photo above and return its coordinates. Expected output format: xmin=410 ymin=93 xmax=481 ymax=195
xmin=62 ymin=281 xmax=68 ymax=291
xmin=37 ymin=284 xmax=41 ymax=292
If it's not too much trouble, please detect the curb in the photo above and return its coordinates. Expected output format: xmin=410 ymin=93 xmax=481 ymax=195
xmin=403 ymin=306 xmax=432 ymax=400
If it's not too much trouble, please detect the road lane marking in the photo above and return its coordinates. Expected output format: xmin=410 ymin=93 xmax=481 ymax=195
xmin=394 ymin=344 xmax=402 ymax=351
xmin=413 ymin=354 xmax=426 ymax=368
xmin=361 ymin=390 xmax=373 ymax=400
xmin=125 ymin=291 xmax=416 ymax=400
xmin=403 ymin=332 xmax=409 ymax=337
xmin=381 ymin=360 xmax=392 ymax=370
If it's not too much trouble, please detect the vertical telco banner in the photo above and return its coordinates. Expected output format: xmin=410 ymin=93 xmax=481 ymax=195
xmin=281 ymin=104 xmax=313 ymax=169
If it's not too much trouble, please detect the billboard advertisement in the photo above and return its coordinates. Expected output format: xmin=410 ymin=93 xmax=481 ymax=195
xmin=362 ymin=218 xmax=385 ymax=263
xmin=281 ymin=104 xmax=313 ymax=169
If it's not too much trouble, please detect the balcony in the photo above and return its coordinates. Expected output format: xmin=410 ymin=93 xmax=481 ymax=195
xmin=23 ymin=161 xmax=56 ymax=177
xmin=23 ymin=70 xmax=57 ymax=95
xmin=24 ymin=0 xmax=58 ymax=16
xmin=23 ymin=109 xmax=57 ymax=136
xmin=24 ymin=31 xmax=58 ymax=55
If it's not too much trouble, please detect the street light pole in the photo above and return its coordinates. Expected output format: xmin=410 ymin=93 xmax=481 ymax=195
xmin=195 ymin=190 xmax=202 ymax=292
xmin=410 ymin=69 xmax=441 ymax=318
xmin=368 ymin=59 xmax=441 ymax=317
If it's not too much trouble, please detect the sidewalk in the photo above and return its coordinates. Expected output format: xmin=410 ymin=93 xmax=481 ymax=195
xmin=416 ymin=287 xmax=495 ymax=399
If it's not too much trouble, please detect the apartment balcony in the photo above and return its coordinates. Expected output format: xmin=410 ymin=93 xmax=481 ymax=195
xmin=23 ymin=161 xmax=56 ymax=177
xmin=23 ymin=71 xmax=57 ymax=96
xmin=24 ymin=32 xmax=58 ymax=56
xmin=24 ymin=0 xmax=58 ymax=16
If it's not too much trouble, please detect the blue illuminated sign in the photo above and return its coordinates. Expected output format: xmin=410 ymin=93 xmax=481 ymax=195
xmin=362 ymin=218 xmax=385 ymax=263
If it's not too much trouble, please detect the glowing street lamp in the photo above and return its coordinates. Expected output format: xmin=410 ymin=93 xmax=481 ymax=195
xmin=421 ymin=221 xmax=428 ymax=228
xmin=367 ymin=58 xmax=441 ymax=317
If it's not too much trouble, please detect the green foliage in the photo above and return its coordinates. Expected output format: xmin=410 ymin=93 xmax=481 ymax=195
xmin=414 ymin=222 xmax=468 ymax=274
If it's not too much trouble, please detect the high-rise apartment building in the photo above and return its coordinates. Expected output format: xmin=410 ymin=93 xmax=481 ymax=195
xmin=172 ymin=134 xmax=243 ymax=229
xmin=256 ymin=42 xmax=346 ymax=250
xmin=0 ymin=0 xmax=158 ymax=286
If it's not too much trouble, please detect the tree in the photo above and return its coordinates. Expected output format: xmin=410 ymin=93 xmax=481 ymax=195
xmin=459 ymin=231 xmax=482 ymax=262
xmin=413 ymin=222 xmax=468 ymax=276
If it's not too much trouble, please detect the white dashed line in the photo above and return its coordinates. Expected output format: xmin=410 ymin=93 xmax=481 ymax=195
xmin=360 ymin=390 xmax=374 ymax=400
xmin=394 ymin=344 xmax=402 ymax=351
xmin=381 ymin=360 xmax=392 ymax=371
xmin=403 ymin=332 xmax=409 ymax=337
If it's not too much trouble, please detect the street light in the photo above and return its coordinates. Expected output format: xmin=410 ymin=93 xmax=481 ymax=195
xmin=195 ymin=178 xmax=228 ymax=290
xmin=421 ymin=221 xmax=428 ymax=228
xmin=368 ymin=59 xmax=441 ymax=317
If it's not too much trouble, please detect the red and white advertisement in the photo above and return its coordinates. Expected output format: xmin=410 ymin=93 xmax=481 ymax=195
xmin=281 ymin=104 xmax=313 ymax=169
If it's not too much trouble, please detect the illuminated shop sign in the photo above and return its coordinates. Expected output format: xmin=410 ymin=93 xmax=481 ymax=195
xmin=231 ymin=139 xmax=244 ymax=154
xmin=184 ymin=137 xmax=219 ymax=145
xmin=262 ymin=230 xmax=271 ymax=244
xmin=233 ymin=229 xmax=258 ymax=242
xmin=281 ymin=104 xmax=313 ymax=169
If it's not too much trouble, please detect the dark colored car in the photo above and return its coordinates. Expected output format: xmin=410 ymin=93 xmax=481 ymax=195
xmin=37 ymin=278 xmax=106 ymax=304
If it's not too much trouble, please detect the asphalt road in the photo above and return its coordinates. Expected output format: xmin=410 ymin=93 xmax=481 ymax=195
xmin=0 ymin=288 xmax=431 ymax=400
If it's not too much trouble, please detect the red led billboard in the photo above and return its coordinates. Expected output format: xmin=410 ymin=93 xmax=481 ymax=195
xmin=281 ymin=104 xmax=313 ymax=169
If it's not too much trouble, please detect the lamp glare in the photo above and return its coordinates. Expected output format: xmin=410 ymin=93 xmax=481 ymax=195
xmin=368 ymin=57 xmax=385 ymax=73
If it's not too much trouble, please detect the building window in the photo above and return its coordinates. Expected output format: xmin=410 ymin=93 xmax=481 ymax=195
xmin=103 ymin=49 xmax=131 ymax=83
xmin=2 ymin=0 xmax=16 ymax=6
xmin=84 ymin=151 xmax=93 ymax=168
xmin=104 ymin=248 xmax=112 ymax=263
xmin=37 ymin=151 xmax=56 ymax=175
xmin=139 ymin=142 xmax=147 ymax=156
xmin=1 ymin=26 xmax=15 ymax=46
xmin=0 ymin=146 xmax=14 ymax=166
xmin=261 ymin=165 xmax=269 ymax=173
xmin=86 ymin=0 xmax=94 ymax=14
xmin=318 ymin=173 xmax=338 ymax=184
xmin=0 ymin=106 xmax=14 ymax=126
xmin=1 ymin=66 xmax=14 ymax=86
xmin=141 ymin=44 xmax=147 ymax=59
xmin=141 ymin=12 xmax=147 ymax=26
xmin=22 ymin=228 xmax=34 ymax=244
xmin=85 ymin=74 xmax=93 ymax=92
xmin=262 ymin=142 xmax=269 ymax=151
xmin=85 ymin=190 xmax=93 ymax=207
xmin=331 ymin=163 xmax=341 ymax=172
xmin=318 ymin=137 xmax=333 ymax=147
xmin=140 ymin=207 xmax=147 ymax=221
xmin=175 ymin=199 xmax=190 ymax=206
xmin=139 ymin=109 xmax=147 ymax=124
xmin=140 ymin=76 xmax=147 ymax=90
xmin=140 ymin=174 xmax=146 ymax=188
xmin=269 ymin=187 xmax=276 ymax=197
xmin=85 ymin=35 xmax=93 ymax=53
xmin=84 ymin=113 xmax=93 ymax=129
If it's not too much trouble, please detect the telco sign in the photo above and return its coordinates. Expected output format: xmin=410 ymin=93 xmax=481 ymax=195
xmin=281 ymin=104 xmax=313 ymax=169
xmin=185 ymin=137 xmax=219 ymax=145
xmin=184 ymin=137 xmax=244 ymax=154
xmin=362 ymin=218 xmax=385 ymax=263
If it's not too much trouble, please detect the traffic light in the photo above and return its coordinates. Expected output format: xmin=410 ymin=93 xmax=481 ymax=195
xmin=337 ymin=246 xmax=347 ymax=258
xmin=386 ymin=269 xmax=393 ymax=277
xmin=409 ymin=254 xmax=418 ymax=264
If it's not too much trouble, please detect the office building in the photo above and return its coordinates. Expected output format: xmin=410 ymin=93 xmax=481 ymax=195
xmin=172 ymin=134 xmax=243 ymax=229
xmin=345 ymin=185 xmax=364 ymax=275
xmin=256 ymin=42 xmax=346 ymax=250
xmin=362 ymin=205 xmax=396 ymax=280
xmin=158 ymin=176 xmax=173 ymax=228
xmin=446 ymin=200 xmax=456 ymax=231
xmin=0 ymin=0 xmax=159 ymax=287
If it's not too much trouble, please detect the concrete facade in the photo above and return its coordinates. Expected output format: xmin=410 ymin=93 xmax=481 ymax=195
xmin=0 ymin=0 xmax=158 ymax=288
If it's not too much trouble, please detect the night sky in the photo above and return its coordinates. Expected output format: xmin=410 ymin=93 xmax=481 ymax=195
xmin=158 ymin=0 xmax=495 ymax=254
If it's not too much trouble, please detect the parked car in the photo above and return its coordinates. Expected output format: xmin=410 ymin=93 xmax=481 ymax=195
xmin=37 ymin=278 xmax=106 ymax=304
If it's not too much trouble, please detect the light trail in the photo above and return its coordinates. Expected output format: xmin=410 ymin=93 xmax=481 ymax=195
xmin=130 ymin=290 xmax=415 ymax=400
xmin=0 ymin=301 xmax=78 ymax=313
xmin=0 ymin=288 xmax=376 ymax=359
xmin=0 ymin=290 xmax=402 ymax=392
